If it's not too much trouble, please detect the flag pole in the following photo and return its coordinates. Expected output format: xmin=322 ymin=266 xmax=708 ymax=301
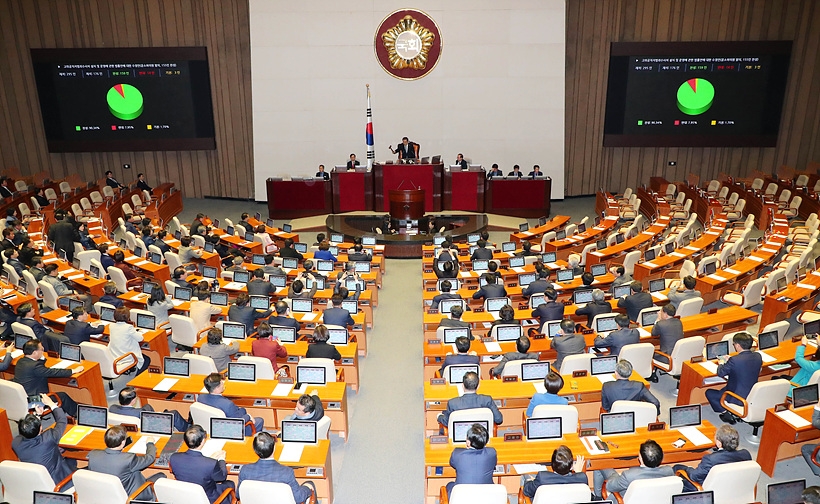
xmin=366 ymin=84 xmax=374 ymax=170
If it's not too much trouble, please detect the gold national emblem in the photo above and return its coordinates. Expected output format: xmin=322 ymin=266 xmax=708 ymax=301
xmin=381 ymin=15 xmax=436 ymax=70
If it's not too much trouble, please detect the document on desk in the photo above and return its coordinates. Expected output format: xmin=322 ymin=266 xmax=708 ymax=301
xmin=456 ymin=384 xmax=465 ymax=397
xmin=50 ymin=360 xmax=74 ymax=370
xmin=532 ymin=382 xmax=547 ymax=394
xmin=707 ymin=274 xmax=726 ymax=282
xmin=171 ymin=300 xmax=185 ymax=307
xmin=642 ymin=231 xmax=654 ymax=236
xmin=546 ymin=262 xmax=560 ymax=269
xmin=511 ymin=267 xmax=525 ymax=274
xmin=651 ymin=292 xmax=668 ymax=301
xmin=459 ymin=271 xmax=472 ymax=278
xmin=704 ymin=231 xmax=720 ymax=236
xmin=757 ymin=351 xmax=776 ymax=363
xmin=685 ymin=246 xmax=700 ymax=251
xmin=66 ymin=274 xmax=85 ymax=281
xmin=581 ymin=436 xmax=608 ymax=455
xmin=596 ymin=374 xmax=616 ymax=384
xmin=775 ymin=409 xmax=812 ymax=428
xmin=724 ymin=268 xmax=741 ymax=275
xmin=128 ymin=435 xmax=159 ymax=455
xmin=223 ymin=282 xmax=246 ymax=290
xmin=797 ymin=283 xmax=818 ymax=291
xmin=201 ymin=439 xmax=227 ymax=458
xmin=152 ymin=378 xmax=179 ymax=392
xmin=638 ymin=328 xmax=651 ymax=338
xmin=271 ymin=383 xmax=294 ymax=397
xmin=642 ymin=261 xmax=658 ymax=268
xmin=748 ymin=256 xmax=764 ymax=262
xmin=677 ymin=426 xmax=712 ymax=446
xmin=483 ymin=341 xmax=502 ymax=353
xmin=60 ymin=425 xmax=94 ymax=446
xmin=670 ymin=252 xmax=686 ymax=258
xmin=300 ymin=312 xmax=318 ymax=322
xmin=699 ymin=361 xmax=719 ymax=375
xmin=761 ymin=248 xmax=779 ymax=254
xmin=134 ymin=260 xmax=150 ymax=267
xmin=43 ymin=257 xmax=60 ymax=263
xmin=9 ymin=349 xmax=23 ymax=359
xmin=55 ymin=315 xmax=72 ymax=324
xmin=278 ymin=443 xmax=305 ymax=463
xmin=513 ymin=463 xmax=548 ymax=474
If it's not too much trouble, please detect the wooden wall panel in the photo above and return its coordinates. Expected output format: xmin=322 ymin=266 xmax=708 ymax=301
xmin=0 ymin=0 xmax=253 ymax=199
xmin=566 ymin=0 xmax=820 ymax=196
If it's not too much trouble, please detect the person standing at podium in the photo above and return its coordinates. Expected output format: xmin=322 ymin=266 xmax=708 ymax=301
xmin=455 ymin=153 xmax=468 ymax=171
xmin=389 ymin=137 xmax=417 ymax=161
xmin=315 ymin=164 xmax=329 ymax=180
xmin=487 ymin=163 xmax=504 ymax=178
xmin=346 ymin=154 xmax=360 ymax=170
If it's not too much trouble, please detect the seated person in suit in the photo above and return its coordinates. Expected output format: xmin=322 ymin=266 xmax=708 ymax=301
xmin=13 ymin=339 xmax=83 ymax=416
xmin=472 ymin=273 xmax=507 ymax=301
xmin=12 ymin=395 xmax=77 ymax=488
xmin=178 ymin=236 xmax=203 ymax=264
xmin=246 ymin=268 xmax=275 ymax=297
xmin=432 ymin=257 xmax=459 ymax=279
xmin=507 ymin=164 xmax=523 ymax=179
xmin=446 ymin=423 xmax=497 ymax=498
xmin=525 ymin=371 xmax=569 ymax=417
xmin=262 ymin=254 xmax=287 ymax=277
xmin=552 ymin=319 xmax=587 ymax=371
xmin=282 ymin=393 xmax=325 ymax=422
xmin=170 ymin=266 xmax=196 ymax=291
xmin=527 ymin=164 xmax=545 ymax=178
xmin=315 ymin=164 xmax=330 ymax=180
xmin=617 ymin=281 xmax=654 ymax=322
xmin=437 ymin=371 xmax=503 ymax=427
xmin=347 ymin=243 xmax=371 ymax=262
xmin=470 ymin=240 xmax=494 ymax=260
xmin=287 ymin=279 xmax=317 ymax=300
xmin=16 ymin=302 xmax=69 ymax=353
xmin=238 ymin=432 xmax=314 ymax=504
xmin=87 ymin=425 xmax=164 ymax=501
xmin=491 ymin=304 xmax=519 ymax=327
xmin=198 ymin=373 xmax=264 ymax=436
xmin=650 ymin=304 xmax=683 ymax=377
xmin=440 ymin=336 xmax=479 ymax=376
xmin=610 ymin=265 xmax=633 ymax=287
xmin=435 ymin=241 xmax=458 ymax=262
xmin=199 ymin=327 xmax=240 ymax=372
xmin=228 ymin=293 xmax=272 ymax=336
xmin=110 ymin=386 xmax=189 ymax=432
xmin=346 ymin=153 xmax=361 ymax=170
xmin=676 ymin=424 xmax=752 ymax=492
xmin=64 ymin=306 xmax=104 ymax=345
xmin=576 ymin=288 xmax=612 ymax=326
xmin=279 ymin=238 xmax=304 ymax=260
xmin=98 ymin=244 xmax=115 ymax=272
xmin=237 ymin=213 xmax=252 ymax=234
xmin=487 ymin=163 xmax=504 ymax=178
xmin=593 ymin=314 xmax=639 ymax=357
xmin=581 ymin=272 xmax=594 ymax=287
xmin=332 ymin=262 xmax=362 ymax=299
xmin=322 ymin=293 xmax=355 ymax=327
xmin=251 ymin=323 xmax=288 ymax=376
xmin=305 ymin=324 xmax=342 ymax=361
xmin=516 ymin=241 xmax=536 ymax=257
xmin=567 ymin=253 xmax=584 ymax=276
xmin=489 ymin=334 xmax=537 ymax=377
xmin=136 ymin=172 xmax=152 ymax=192
xmin=454 ymin=153 xmax=468 ymax=171
xmin=521 ymin=445 xmax=588 ymax=499
xmin=601 ymin=359 xmax=660 ymax=414
xmin=226 ymin=255 xmax=247 ymax=273
xmin=267 ymin=300 xmax=302 ymax=332
xmin=522 ymin=267 xmax=554 ymax=298
xmin=154 ymin=230 xmax=172 ymax=254
xmin=667 ymin=275 xmax=702 ymax=310
xmin=705 ymin=331 xmax=763 ymax=424
xmin=532 ymin=288 xmax=564 ymax=330
xmin=169 ymin=425 xmax=234 ymax=503
xmin=438 ymin=305 xmax=473 ymax=340
xmin=593 ymin=439 xmax=674 ymax=499
xmin=432 ymin=280 xmax=461 ymax=310
xmin=99 ymin=281 xmax=124 ymax=308
xmin=105 ymin=170 xmax=126 ymax=189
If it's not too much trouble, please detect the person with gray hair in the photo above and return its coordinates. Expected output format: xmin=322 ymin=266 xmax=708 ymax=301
xmin=437 ymin=371 xmax=503 ymax=427
xmin=576 ymin=288 xmax=612 ymax=325
xmin=567 ymin=253 xmax=584 ymax=276
xmin=601 ymin=359 xmax=660 ymax=414
xmin=674 ymin=424 xmax=751 ymax=492
xmin=552 ymin=319 xmax=586 ymax=370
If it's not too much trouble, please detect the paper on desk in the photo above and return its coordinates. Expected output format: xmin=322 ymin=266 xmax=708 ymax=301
xmin=171 ymin=300 xmax=185 ymax=307
xmin=685 ymin=246 xmax=700 ymax=251
xmin=513 ymin=463 xmax=548 ymax=474
xmin=546 ymin=262 xmax=560 ymax=269
xmin=775 ymin=409 xmax=812 ymax=428
xmin=651 ymin=292 xmax=668 ymax=301
xmin=460 ymin=272 xmax=472 ymax=278
xmin=152 ymin=377 xmax=179 ymax=392
xmin=134 ymin=260 xmax=150 ymax=267
xmin=43 ymin=257 xmax=60 ymax=263
xmin=597 ymin=374 xmax=617 ymax=384
xmin=704 ymin=231 xmax=720 ymax=236
xmin=532 ymin=382 xmax=547 ymax=394
xmin=581 ymin=436 xmax=608 ymax=455
xmin=707 ymin=274 xmax=726 ymax=281
xmin=797 ymin=283 xmax=817 ymax=291
xmin=642 ymin=231 xmax=654 ymax=236
xmin=456 ymin=384 xmax=465 ymax=397
xmin=201 ymin=439 xmax=227 ymax=458
xmin=638 ymin=328 xmax=651 ymax=338
xmin=482 ymin=322 xmax=493 ymax=329
xmin=66 ymin=274 xmax=85 ymax=281
xmin=678 ymin=426 xmax=712 ymax=446
xmin=813 ymin=270 xmax=820 ymax=277
xmin=703 ymin=376 xmax=727 ymax=385
xmin=748 ymin=255 xmax=764 ymax=262
xmin=761 ymin=248 xmax=779 ymax=254
xmin=642 ymin=261 xmax=657 ymax=268
xmin=9 ymin=349 xmax=23 ymax=359
xmin=699 ymin=361 xmax=719 ymax=374
xmin=128 ymin=435 xmax=159 ymax=455
xmin=223 ymin=282 xmax=245 ymax=290
xmin=483 ymin=341 xmax=502 ymax=353
xmin=271 ymin=383 xmax=294 ymax=397
xmin=50 ymin=360 xmax=74 ymax=370
xmin=724 ymin=268 xmax=741 ymax=275
xmin=56 ymin=315 xmax=72 ymax=324
xmin=278 ymin=443 xmax=305 ymax=463
xmin=757 ymin=351 xmax=777 ymax=363
xmin=60 ymin=425 xmax=94 ymax=446
xmin=511 ymin=267 xmax=525 ymax=274
xmin=301 ymin=312 xmax=317 ymax=322
xmin=670 ymin=252 xmax=686 ymax=258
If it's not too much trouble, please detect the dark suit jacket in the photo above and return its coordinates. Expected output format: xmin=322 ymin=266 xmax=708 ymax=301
xmin=432 ymin=260 xmax=458 ymax=279
xmin=470 ymin=248 xmax=493 ymax=260
xmin=279 ymin=247 xmax=303 ymax=260
xmin=18 ymin=317 xmax=50 ymax=341
xmin=99 ymin=294 xmax=124 ymax=308
xmin=322 ymin=307 xmax=354 ymax=327
xmin=348 ymin=251 xmax=371 ymax=262
xmin=576 ymin=300 xmax=613 ymax=326
xmin=47 ymin=220 xmax=76 ymax=260
xmin=14 ymin=356 xmax=73 ymax=397
xmin=305 ymin=341 xmax=342 ymax=361
xmin=346 ymin=160 xmax=361 ymax=169
xmin=440 ymin=354 xmax=480 ymax=376
xmin=439 ymin=318 xmax=473 ymax=339
xmin=450 ymin=447 xmax=497 ymax=486
xmin=651 ymin=318 xmax=684 ymax=355
xmin=316 ymin=171 xmax=330 ymax=180
xmin=228 ymin=305 xmax=272 ymax=335
xmin=169 ymin=450 xmax=229 ymax=503
xmin=87 ymin=445 xmax=157 ymax=499
xmin=106 ymin=177 xmax=124 ymax=189
xmin=64 ymin=319 xmax=105 ymax=345
xmin=593 ymin=327 xmax=640 ymax=357
xmin=395 ymin=142 xmax=416 ymax=159
xmin=523 ymin=469 xmax=589 ymax=498
xmin=532 ymin=301 xmax=564 ymax=327
xmin=472 ymin=284 xmax=507 ymax=301
xmin=552 ymin=334 xmax=587 ymax=369
xmin=487 ymin=169 xmax=504 ymax=178
xmin=603 ymin=465 xmax=675 ymax=494
xmin=198 ymin=394 xmax=251 ymax=423
xmin=432 ymin=293 xmax=461 ymax=310
xmin=266 ymin=315 xmax=302 ymax=332
xmin=0 ymin=185 xmax=13 ymax=198
xmin=601 ymin=379 xmax=661 ymax=414
xmin=246 ymin=279 xmax=275 ymax=297
xmin=507 ymin=171 xmax=523 ymax=179
xmin=681 ymin=449 xmax=752 ymax=484
xmin=717 ymin=350 xmax=763 ymax=402
xmin=439 ymin=392 xmax=503 ymax=425
xmin=238 ymin=459 xmax=312 ymax=504
xmin=617 ymin=292 xmax=654 ymax=322
xmin=12 ymin=407 xmax=74 ymax=485
xmin=137 ymin=180 xmax=152 ymax=192
xmin=522 ymin=279 xmax=552 ymax=298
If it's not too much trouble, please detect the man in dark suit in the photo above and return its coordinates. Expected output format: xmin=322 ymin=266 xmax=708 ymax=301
xmin=552 ymin=319 xmax=587 ymax=370
xmin=110 ymin=387 xmax=189 ymax=432
xmin=617 ymin=281 xmax=654 ymax=322
xmin=279 ymin=238 xmax=303 ymax=260
xmin=305 ymin=324 xmax=342 ymax=361
xmin=87 ymin=425 xmax=164 ymax=500
xmin=282 ymin=394 xmax=325 ymax=422
xmin=472 ymin=273 xmax=507 ymax=302
xmin=170 ymin=266 xmax=196 ymax=291
xmin=246 ymin=268 xmax=275 ymax=297
xmin=47 ymin=211 xmax=78 ymax=262
xmin=346 ymin=153 xmax=361 ymax=170
xmin=198 ymin=373 xmax=264 ymax=436
xmin=522 ymin=445 xmax=589 ymax=499
xmin=610 ymin=265 xmax=633 ymax=287
xmin=675 ymin=424 xmax=752 ymax=491
xmin=601 ymin=359 xmax=660 ymax=414
xmin=593 ymin=314 xmax=640 ymax=357
xmin=489 ymin=335 xmax=538 ymax=377
xmin=440 ymin=336 xmax=479 ymax=376
xmin=315 ymin=164 xmax=330 ymax=180
xmin=228 ymin=293 xmax=272 ymax=336
xmin=136 ymin=173 xmax=152 ymax=192
xmin=432 ymin=256 xmax=459 ymax=279
xmin=487 ymin=163 xmax=504 ymax=178
xmin=347 ymin=244 xmax=371 ymax=262
xmin=432 ymin=280 xmax=461 ymax=310
xmin=470 ymin=240 xmax=494 ymax=260
xmin=803 ymin=406 xmax=820 ymax=476
xmin=389 ymin=137 xmax=417 ymax=161
xmin=594 ymin=440 xmax=674 ymax=498
xmin=437 ymin=371 xmax=503 ymax=427
xmin=522 ymin=268 xmax=554 ymax=298
xmin=507 ymin=165 xmax=523 ymax=179
xmin=576 ymin=288 xmax=612 ymax=326
xmin=238 ymin=432 xmax=314 ymax=504
xmin=454 ymin=153 xmax=468 ymax=171
xmin=105 ymin=170 xmax=126 ymax=189
xmin=321 ymin=294 xmax=355 ymax=327
xmin=705 ymin=332 xmax=763 ymax=423
xmin=14 ymin=339 xmax=83 ymax=416
xmin=667 ymin=275 xmax=703 ymax=310
xmin=650 ymin=303 xmax=683 ymax=378
xmin=64 ymin=306 xmax=105 ymax=345
xmin=267 ymin=301 xmax=302 ymax=332
xmin=532 ymin=288 xmax=564 ymax=330
xmin=12 ymin=395 xmax=76 ymax=488
xmin=438 ymin=305 xmax=473 ymax=340
xmin=527 ymin=165 xmax=544 ymax=178
xmin=170 ymin=425 xmax=234 ymax=502
xmin=446 ymin=423 xmax=497 ymax=497
xmin=0 ymin=177 xmax=14 ymax=198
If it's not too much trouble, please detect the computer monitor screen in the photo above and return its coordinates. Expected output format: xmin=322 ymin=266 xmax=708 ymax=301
xmin=649 ymin=278 xmax=665 ymax=292
xmin=556 ymin=230 xmax=567 ymax=240
xmin=541 ymin=252 xmax=557 ymax=263
xmin=210 ymin=417 xmax=245 ymax=441
xmin=174 ymin=287 xmax=192 ymax=301
xmin=133 ymin=246 xmax=143 ymax=258
xmin=531 ymin=294 xmax=547 ymax=309
xmin=672 ymin=492 xmax=714 ymax=504
xmin=521 ymin=361 xmax=551 ymax=381
xmin=341 ymin=299 xmax=357 ymax=313
xmin=546 ymin=321 xmax=562 ymax=337
xmin=578 ymin=223 xmax=587 ymax=233
xmin=221 ymin=322 xmax=246 ymax=339
xmin=768 ymin=479 xmax=806 ymax=504
xmin=305 ymin=277 xmax=325 ymax=290
xmin=518 ymin=273 xmax=536 ymax=287
xmin=777 ymin=276 xmax=788 ymax=291
xmin=316 ymin=260 xmax=334 ymax=272
xmin=77 ymin=404 xmax=108 ymax=429
xmin=296 ymin=366 xmax=326 ymax=385
xmin=574 ymin=289 xmax=594 ymax=305
xmin=591 ymin=263 xmax=607 ymax=277
xmin=345 ymin=278 xmax=365 ymax=291
xmin=526 ymin=417 xmax=562 ymax=440
xmin=362 ymin=236 xmax=376 ymax=246
xmin=210 ymin=291 xmax=228 ymax=306
xmin=472 ymin=259 xmax=489 ymax=271
xmin=150 ymin=252 xmax=162 ymax=264
xmin=282 ymin=223 xmax=292 ymax=233
xmin=327 ymin=328 xmax=348 ymax=345
xmin=495 ymin=325 xmax=522 ymax=342
xmin=439 ymin=299 xmax=463 ymax=315
xmin=467 ymin=233 xmax=480 ymax=243
xmin=140 ymin=411 xmax=173 ymax=436
xmin=250 ymin=295 xmax=269 ymax=310
xmin=597 ymin=239 xmax=608 ymax=250
xmin=615 ymin=233 xmax=625 ymax=244
xmin=266 ymin=218 xmax=274 ymax=228
xmin=136 ymin=313 xmax=155 ymax=330
xmin=539 ymin=217 xmax=548 ymax=226
xmin=595 ymin=315 xmax=619 ymax=333
xmin=793 ymin=384 xmax=819 ymax=408
xmin=433 ymin=235 xmax=446 ymax=246
xmin=225 ymin=225 xmax=235 ymax=236
xmin=502 ymin=242 xmax=516 ymax=252
xmin=452 ymin=420 xmax=490 ymax=443
xmin=233 ymin=270 xmax=250 ymax=284
xmin=60 ymin=342 xmax=81 ymax=362
xmin=163 ymin=357 xmax=189 ymax=377
xmin=244 ymin=232 xmax=255 ymax=242
xmin=600 ymin=411 xmax=635 ymax=435
xmin=100 ymin=306 xmax=116 ymax=322
xmin=641 ymin=309 xmax=660 ymax=326
xmin=443 ymin=327 xmax=469 ymax=344
xmin=227 ymin=362 xmax=255 ymax=382
xmin=67 ymin=297 xmax=84 ymax=312
xmin=448 ymin=365 xmax=480 ymax=384
xmin=291 ymin=298 xmax=312 ymax=313
xmin=281 ymin=420 xmax=318 ymax=444
xmin=486 ymin=297 xmax=508 ymax=312
xmin=204 ymin=242 xmax=215 ymax=253
xmin=33 ymin=492 xmax=73 ymax=504
xmin=142 ymin=282 xmax=156 ymax=296
xmin=758 ymin=330 xmax=779 ymax=350
xmin=251 ymin=254 xmax=266 ymax=266
xmin=282 ymin=257 xmax=298 ymax=269
xmin=294 ymin=243 xmax=308 ymax=254
xmin=664 ymin=242 xmax=675 ymax=254
xmin=644 ymin=248 xmax=656 ymax=261
xmin=354 ymin=262 xmax=371 ymax=273
xmin=329 ymin=233 xmax=344 ymax=244
xmin=557 ymin=269 xmax=574 ymax=282
xmin=613 ymin=285 xmax=632 ymax=298
xmin=271 ymin=326 xmax=297 ymax=343
xmin=90 ymin=265 xmax=101 ymax=278
xmin=509 ymin=256 xmax=526 ymax=268
xmin=704 ymin=261 xmax=717 ymax=275
xmin=519 ymin=223 xmax=529 ymax=232
xmin=706 ymin=341 xmax=729 ymax=360
xmin=270 ymin=275 xmax=287 ymax=288
xmin=669 ymin=405 xmax=702 ymax=428
xmin=591 ymin=355 xmax=618 ymax=375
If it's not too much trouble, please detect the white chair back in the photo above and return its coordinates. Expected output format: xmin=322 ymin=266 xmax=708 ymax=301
xmin=619 ymin=343 xmax=655 ymax=379
xmin=169 ymin=314 xmax=200 ymax=348
xmin=531 ymin=404 xmax=579 ymax=435
xmin=0 ymin=460 xmax=59 ymax=504
xmin=76 ymin=249 xmax=101 ymax=272
xmin=238 ymin=481 xmax=296 ymax=504
xmin=558 ymin=353 xmax=593 ymax=375
xmin=183 ymin=353 xmax=219 ymax=375
xmin=11 ymin=322 xmax=36 ymax=339
xmin=448 ymin=484 xmax=507 ymax=504
xmin=72 ymin=469 xmax=129 ymax=504
xmin=675 ymin=297 xmax=703 ymax=318
xmin=154 ymin=477 xmax=213 ymax=504
xmin=189 ymin=402 xmax=225 ymax=435
xmin=761 ymin=320 xmax=790 ymax=342
xmin=297 ymin=358 xmax=336 ymax=382
xmin=725 ymin=379 xmax=790 ymax=423
xmin=20 ymin=270 xmax=41 ymax=300
xmin=499 ymin=358 xmax=539 ymax=379
xmin=38 ymin=280 xmax=60 ymax=311
xmin=446 ymin=408 xmax=494 ymax=438
xmin=107 ymin=266 xmax=129 ymax=294
xmin=531 ymin=483 xmax=592 ymax=504
xmin=316 ymin=415 xmax=332 ymax=440
xmin=80 ymin=341 xmax=132 ymax=379
xmin=663 ymin=336 xmax=705 ymax=376
xmin=621 ymin=476 xmax=683 ymax=504
xmin=622 ymin=250 xmax=642 ymax=276
xmin=701 ymin=460 xmax=761 ymax=504
xmin=165 ymin=251 xmax=183 ymax=270
xmin=0 ymin=379 xmax=29 ymax=423
xmin=611 ymin=400 xmax=657 ymax=428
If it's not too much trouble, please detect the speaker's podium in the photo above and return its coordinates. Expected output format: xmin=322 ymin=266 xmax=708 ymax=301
xmin=373 ymin=163 xmax=443 ymax=212
xmin=389 ymin=188 xmax=425 ymax=220
xmin=331 ymin=167 xmax=373 ymax=213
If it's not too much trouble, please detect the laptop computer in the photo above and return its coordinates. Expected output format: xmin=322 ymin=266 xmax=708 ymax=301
xmin=33 ymin=491 xmax=74 ymax=504
xmin=291 ymin=298 xmax=313 ymax=313
xmin=362 ymin=236 xmax=376 ymax=246
xmin=556 ymin=230 xmax=567 ymax=240
xmin=486 ymin=297 xmax=509 ymax=312
xmin=90 ymin=264 xmax=102 ymax=279
xmin=327 ymin=327 xmax=349 ymax=345
xmin=448 ymin=364 xmax=480 ymax=384
xmin=150 ymin=252 xmax=162 ymax=265
xmin=467 ymin=233 xmax=480 ymax=244
xmin=546 ymin=320 xmax=562 ymax=337
xmin=793 ymin=384 xmax=819 ymax=408
xmin=60 ymin=342 xmax=81 ymax=362
xmin=613 ymin=284 xmax=631 ymax=298
xmin=281 ymin=420 xmax=318 ymax=444
xmin=227 ymin=362 xmax=256 ymax=382
xmin=270 ymin=326 xmax=297 ymax=343
xmin=591 ymin=263 xmax=607 ymax=277
xmin=204 ymin=242 xmax=215 ymax=253
xmin=671 ymin=492 xmax=714 ymax=504
xmin=329 ymin=233 xmax=344 ymax=244
xmin=495 ymin=325 xmax=522 ymax=342
xmin=221 ymin=322 xmax=246 ymax=340
xmin=705 ymin=341 xmax=729 ymax=360
xmin=77 ymin=404 xmax=108 ymax=429
xmin=595 ymin=315 xmax=619 ymax=335
xmin=600 ymin=411 xmax=635 ymax=435
xmin=640 ymin=308 xmax=661 ymax=327
xmin=501 ymin=242 xmax=516 ymax=253
xmin=163 ymin=357 xmax=190 ymax=377
xmin=443 ymin=327 xmax=470 ymax=344
xmin=250 ymin=295 xmax=270 ymax=310
xmin=526 ymin=417 xmax=562 ymax=441
xmin=591 ymin=355 xmax=617 ymax=375
xmin=439 ymin=299 xmax=463 ymax=315
xmin=296 ymin=366 xmax=327 ymax=387
xmin=519 ymin=223 xmax=529 ymax=232
xmin=210 ymin=291 xmax=229 ymax=306
xmin=664 ymin=242 xmax=675 ymax=255
xmin=354 ymin=262 xmax=371 ymax=273
xmin=509 ymin=256 xmax=526 ymax=268
xmin=136 ymin=313 xmax=155 ymax=331
xmin=452 ymin=419 xmax=490 ymax=443
xmin=282 ymin=223 xmax=292 ymax=233
xmin=669 ymin=405 xmax=702 ymax=429
xmin=142 ymin=282 xmax=157 ymax=296
xmin=233 ymin=270 xmax=250 ymax=284
xmin=767 ymin=479 xmax=806 ymax=504
xmin=68 ymin=298 xmax=84 ymax=312
xmin=518 ymin=273 xmax=536 ymax=287
xmin=433 ymin=235 xmax=446 ymax=246
xmin=140 ymin=411 xmax=174 ymax=436
xmin=596 ymin=239 xmax=608 ymax=250
xmin=316 ymin=260 xmax=334 ymax=272
xmin=521 ymin=361 xmax=551 ymax=382
xmin=541 ymin=252 xmax=557 ymax=263
xmin=556 ymin=269 xmax=574 ymax=282
xmin=345 ymin=278 xmax=365 ymax=291
xmin=210 ymin=417 xmax=245 ymax=441
xmin=704 ymin=261 xmax=717 ymax=275
xmin=758 ymin=330 xmax=779 ymax=350
xmin=252 ymin=254 xmax=266 ymax=266
xmin=282 ymin=257 xmax=298 ymax=269
xmin=99 ymin=305 xmax=116 ymax=322
xmin=574 ymin=289 xmax=593 ymax=305
xmin=174 ymin=287 xmax=192 ymax=301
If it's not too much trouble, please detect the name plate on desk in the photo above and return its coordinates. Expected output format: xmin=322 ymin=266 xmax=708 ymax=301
xmin=327 ymin=402 xmax=341 ymax=409
xmin=531 ymin=333 xmax=545 ymax=340
xmin=430 ymin=435 xmax=449 ymax=444
xmin=648 ymin=422 xmax=666 ymax=431
xmin=428 ymin=309 xmax=438 ymax=314
xmin=430 ymin=378 xmax=446 ymax=386
xmin=691 ymin=356 xmax=704 ymax=363
xmin=482 ymin=337 xmax=493 ymax=343
xmin=504 ymin=433 xmax=523 ymax=442
xmin=573 ymin=370 xmax=588 ymax=377
xmin=427 ymin=288 xmax=436 ymax=292
xmin=582 ymin=329 xmax=594 ymax=335
xmin=342 ymin=358 xmax=354 ymax=365
xmin=468 ymin=286 xmax=479 ymax=291
xmin=708 ymin=308 xmax=718 ymax=314
xmin=503 ymin=376 xmax=518 ymax=383
xmin=279 ymin=377 xmax=294 ymax=384
xmin=793 ymin=335 xmax=804 ymax=343
xmin=427 ymin=339 xmax=441 ymax=345
xmin=579 ymin=428 xmax=597 ymax=437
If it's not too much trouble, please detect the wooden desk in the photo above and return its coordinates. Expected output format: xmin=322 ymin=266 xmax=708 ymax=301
xmin=443 ymin=169 xmax=486 ymax=212
xmin=586 ymin=215 xmax=671 ymax=268
xmin=2 ymin=351 xmax=107 ymax=407
xmin=373 ymin=163 xmax=443 ymax=212
xmin=145 ymin=183 xmax=183 ymax=227
xmin=756 ymin=405 xmax=819 ymax=476
xmin=265 ymin=178 xmax=333 ymax=220
xmin=332 ymin=169 xmax=374 ymax=213
xmin=509 ymin=215 xmax=571 ymax=245
xmin=0 ymin=409 xmax=17 ymax=462
xmin=678 ymin=184 xmax=724 ymax=224
xmin=485 ymin=178 xmax=551 ymax=218
xmin=542 ymin=215 xmax=620 ymax=261
xmin=632 ymin=218 xmax=727 ymax=282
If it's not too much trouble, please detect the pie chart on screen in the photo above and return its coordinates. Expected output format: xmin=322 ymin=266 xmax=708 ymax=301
xmin=677 ymin=78 xmax=714 ymax=115
xmin=107 ymin=84 xmax=144 ymax=120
